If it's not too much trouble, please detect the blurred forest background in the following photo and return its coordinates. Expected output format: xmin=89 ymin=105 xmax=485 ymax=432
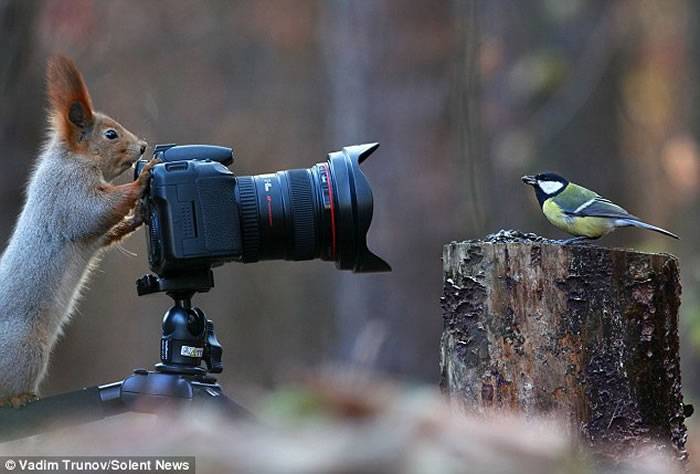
xmin=2 ymin=0 xmax=700 ymax=410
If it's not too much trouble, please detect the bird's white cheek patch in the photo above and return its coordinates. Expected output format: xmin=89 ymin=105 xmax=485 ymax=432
xmin=538 ymin=180 xmax=564 ymax=194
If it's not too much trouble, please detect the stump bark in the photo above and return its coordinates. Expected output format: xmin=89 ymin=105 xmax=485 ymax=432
xmin=440 ymin=231 xmax=688 ymax=462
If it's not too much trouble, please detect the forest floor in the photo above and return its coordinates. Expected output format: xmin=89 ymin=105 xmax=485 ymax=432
xmin=0 ymin=370 xmax=692 ymax=474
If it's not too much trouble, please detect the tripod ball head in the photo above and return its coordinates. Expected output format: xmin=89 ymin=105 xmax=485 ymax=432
xmin=159 ymin=297 xmax=206 ymax=373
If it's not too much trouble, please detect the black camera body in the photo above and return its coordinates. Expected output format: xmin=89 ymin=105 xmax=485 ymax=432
xmin=134 ymin=143 xmax=389 ymax=292
xmin=138 ymin=144 xmax=241 ymax=275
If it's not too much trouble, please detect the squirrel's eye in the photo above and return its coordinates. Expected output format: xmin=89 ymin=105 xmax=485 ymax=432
xmin=104 ymin=129 xmax=118 ymax=140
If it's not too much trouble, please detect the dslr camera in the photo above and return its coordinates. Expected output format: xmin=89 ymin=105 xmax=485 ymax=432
xmin=134 ymin=142 xmax=389 ymax=293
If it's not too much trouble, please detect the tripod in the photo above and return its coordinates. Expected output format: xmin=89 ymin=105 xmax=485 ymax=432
xmin=0 ymin=270 xmax=247 ymax=442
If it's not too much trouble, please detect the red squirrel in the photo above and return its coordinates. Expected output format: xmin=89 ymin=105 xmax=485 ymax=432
xmin=0 ymin=56 xmax=158 ymax=406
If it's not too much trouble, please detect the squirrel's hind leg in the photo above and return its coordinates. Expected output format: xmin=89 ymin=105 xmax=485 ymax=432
xmin=0 ymin=392 xmax=37 ymax=408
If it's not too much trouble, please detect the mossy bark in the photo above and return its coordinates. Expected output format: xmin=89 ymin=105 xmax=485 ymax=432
xmin=440 ymin=233 xmax=688 ymax=462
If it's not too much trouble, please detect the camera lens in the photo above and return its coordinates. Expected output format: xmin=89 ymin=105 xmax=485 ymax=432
xmin=235 ymin=143 xmax=390 ymax=272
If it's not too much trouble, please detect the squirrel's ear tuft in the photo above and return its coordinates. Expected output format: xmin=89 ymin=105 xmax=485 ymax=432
xmin=46 ymin=55 xmax=94 ymax=144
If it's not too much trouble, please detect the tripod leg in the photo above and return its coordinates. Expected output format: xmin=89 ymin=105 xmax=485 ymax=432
xmin=191 ymin=385 xmax=252 ymax=419
xmin=0 ymin=386 xmax=120 ymax=442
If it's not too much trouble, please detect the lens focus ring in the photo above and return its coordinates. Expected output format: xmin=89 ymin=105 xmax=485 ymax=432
xmin=287 ymin=169 xmax=316 ymax=259
xmin=236 ymin=176 xmax=260 ymax=262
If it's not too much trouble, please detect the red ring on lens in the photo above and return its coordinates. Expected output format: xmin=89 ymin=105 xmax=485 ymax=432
xmin=321 ymin=163 xmax=337 ymax=258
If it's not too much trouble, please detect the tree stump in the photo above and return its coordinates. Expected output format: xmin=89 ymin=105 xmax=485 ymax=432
xmin=440 ymin=231 xmax=688 ymax=462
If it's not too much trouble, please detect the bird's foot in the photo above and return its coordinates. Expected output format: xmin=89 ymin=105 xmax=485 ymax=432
xmin=556 ymin=236 xmax=595 ymax=245
xmin=0 ymin=392 xmax=37 ymax=408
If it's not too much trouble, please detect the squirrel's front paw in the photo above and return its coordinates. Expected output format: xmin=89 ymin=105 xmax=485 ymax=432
xmin=0 ymin=392 xmax=38 ymax=408
xmin=134 ymin=157 xmax=162 ymax=193
xmin=103 ymin=190 xmax=150 ymax=246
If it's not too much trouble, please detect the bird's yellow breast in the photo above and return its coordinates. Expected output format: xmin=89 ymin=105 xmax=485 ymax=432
xmin=542 ymin=199 xmax=615 ymax=238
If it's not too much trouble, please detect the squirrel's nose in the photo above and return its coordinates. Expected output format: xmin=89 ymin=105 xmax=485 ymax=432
xmin=139 ymin=143 xmax=147 ymax=155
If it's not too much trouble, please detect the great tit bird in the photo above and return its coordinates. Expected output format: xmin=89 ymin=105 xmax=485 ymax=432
xmin=521 ymin=173 xmax=679 ymax=242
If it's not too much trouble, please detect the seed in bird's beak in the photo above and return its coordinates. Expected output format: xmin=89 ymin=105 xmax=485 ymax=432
xmin=521 ymin=175 xmax=537 ymax=185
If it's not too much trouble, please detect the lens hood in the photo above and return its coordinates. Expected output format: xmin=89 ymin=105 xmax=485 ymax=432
xmin=328 ymin=143 xmax=391 ymax=272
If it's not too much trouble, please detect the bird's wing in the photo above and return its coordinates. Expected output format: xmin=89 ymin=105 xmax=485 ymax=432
xmin=563 ymin=196 xmax=638 ymax=220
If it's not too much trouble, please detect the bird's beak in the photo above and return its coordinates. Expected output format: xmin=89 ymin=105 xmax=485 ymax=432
xmin=521 ymin=175 xmax=537 ymax=185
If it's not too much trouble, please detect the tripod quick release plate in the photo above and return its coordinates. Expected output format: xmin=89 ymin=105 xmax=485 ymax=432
xmin=136 ymin=271 xmax=214 ymax=296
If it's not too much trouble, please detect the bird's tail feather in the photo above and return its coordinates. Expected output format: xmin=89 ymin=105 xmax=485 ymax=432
xmin=615 ymin=219 xmax=679 ymax=239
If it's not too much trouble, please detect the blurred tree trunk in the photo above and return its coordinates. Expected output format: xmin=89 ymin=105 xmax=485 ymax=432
xmin=0 ymin=0 xmax=43 ymax=238
xmin=320 ymin=0 xmax=384 ymax=367
xmin=321 ymin=1 xmax=466 ymax=377
xmin=451 ymin=0 xmax=486 ymax=233
xmin=617 ymin=0 xmax=688 ymax=239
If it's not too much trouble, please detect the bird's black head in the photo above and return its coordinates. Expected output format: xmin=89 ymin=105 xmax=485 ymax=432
xmin=521 ymin=172 xmax=569 ymax=206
